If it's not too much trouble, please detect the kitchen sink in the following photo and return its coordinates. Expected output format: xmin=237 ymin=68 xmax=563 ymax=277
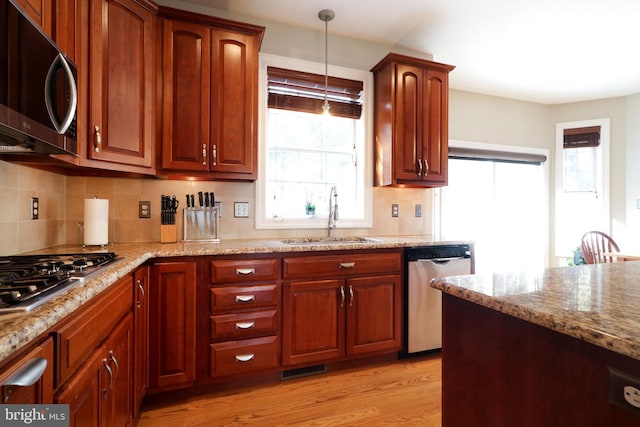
xmin=281 ymin=236 xmax=382 ymax=245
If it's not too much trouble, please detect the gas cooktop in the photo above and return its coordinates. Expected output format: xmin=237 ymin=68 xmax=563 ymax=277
xmin=0 ymin=252 xmax=117 ymax=313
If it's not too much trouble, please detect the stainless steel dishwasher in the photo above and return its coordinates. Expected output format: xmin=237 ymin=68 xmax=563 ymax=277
xmin=405 ymin=244 xmax=472 ymax=354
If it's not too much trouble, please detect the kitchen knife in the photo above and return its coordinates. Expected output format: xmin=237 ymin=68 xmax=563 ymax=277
xmin=198 ymin=191 xmax=203 ymax=207
xmin=186 ymin=194 xmax=191 ymax=208
xmin=204 ymin=192 xmax=210 ymax=208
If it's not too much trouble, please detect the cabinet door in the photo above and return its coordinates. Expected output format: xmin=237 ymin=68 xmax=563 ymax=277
xmin=13 ymin=0 xmax=52 ymax=36
xmin=102 ymin=314 xmax=133 ymax=427
xmin=55 ymin=348 xmax=103 ymax=427
xmin=87 ymin=0 xmax=154 ymax=169
xmin=347 ymin=275 xmax=402 ymax=356
xmin=210 ymin=29 xmax=258 ymax=179
xmin=133 ymin=266 xmax=149 ymax=416
xmin=394 ymin=63 xmax=423 ymax=182
xmin=282 ymin=280 xmax=345 ymax=366
xmin=421 ymin=67 xmax=449 ymax=185
xmin=0 ymin=337 xmax=54 ymax=404
xmin=161 ymin=19 xmax=211 ymax=171
xmin=149 ymin=262 xmax=197 ymax=391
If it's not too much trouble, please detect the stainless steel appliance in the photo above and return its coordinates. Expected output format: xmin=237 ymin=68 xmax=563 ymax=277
xmin=405 ymin=244 xmax=472 ymax=354
xmin=0 ymin=252 xmax=117 ymax=313
xmin=0 ymin=0 xmax=78 ymax=155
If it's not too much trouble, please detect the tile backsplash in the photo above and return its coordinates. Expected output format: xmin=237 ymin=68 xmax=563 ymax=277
xmin=1 ymin=161 xmax=433 ymax=255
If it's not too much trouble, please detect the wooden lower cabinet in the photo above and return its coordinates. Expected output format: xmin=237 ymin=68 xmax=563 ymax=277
xmin=0 ymin=337 xmax=54 ymax=405
xmin=56 ymin=314 xmax=133 ymax=427
xmin=282 ymin=251 xmax=403 ymax=367
xmin=149 ymin=261 xmax=197 ymax=392
xmin=132 ymin=265 xmax=149 ymax=417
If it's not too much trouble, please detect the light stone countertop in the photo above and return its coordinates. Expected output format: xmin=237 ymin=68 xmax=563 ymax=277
xmin=431 ymin=261 xmax=640 ymax=361
xmin=0 ymin=236 xmax=457 ymax=364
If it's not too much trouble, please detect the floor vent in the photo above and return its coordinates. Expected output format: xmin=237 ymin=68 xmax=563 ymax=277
xmin=280 ymin=364 xmax=326 ymax=380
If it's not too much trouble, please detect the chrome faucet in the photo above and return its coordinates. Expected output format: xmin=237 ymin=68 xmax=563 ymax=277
xmin=328 ymin=185 xmax=338 ymax=237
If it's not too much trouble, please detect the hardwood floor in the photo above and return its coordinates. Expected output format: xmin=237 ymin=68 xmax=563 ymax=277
xmin=136 ymin=353 xmax=442 ymax=426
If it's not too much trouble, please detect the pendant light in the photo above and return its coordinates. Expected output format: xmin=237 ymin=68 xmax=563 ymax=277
xmin=318 ymin=9 xmax=334 ymax=116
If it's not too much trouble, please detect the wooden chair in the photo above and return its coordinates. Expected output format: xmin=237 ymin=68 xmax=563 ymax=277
xmin=580 ymin=231 xmax=620 ymax=264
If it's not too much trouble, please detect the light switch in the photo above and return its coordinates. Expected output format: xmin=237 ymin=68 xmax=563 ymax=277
xmin=234 ymin=202 xmax=249 ymax=218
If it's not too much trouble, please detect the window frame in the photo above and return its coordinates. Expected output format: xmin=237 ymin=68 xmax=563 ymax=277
xmin=256 ymin=53 xmax=373 ymax=230
xmin=554 ymin=118 xmax=610 ymax=258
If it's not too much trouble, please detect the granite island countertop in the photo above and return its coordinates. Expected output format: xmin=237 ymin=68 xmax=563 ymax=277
xmin=431 ymin=261 xmax=640 ymax=361
xmin=0 ymin=235 xmax=464 ymax=364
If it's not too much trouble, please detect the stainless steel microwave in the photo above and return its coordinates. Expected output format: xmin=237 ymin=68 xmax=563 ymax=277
xmin=0 ymin=0 xmax=78 ymax=155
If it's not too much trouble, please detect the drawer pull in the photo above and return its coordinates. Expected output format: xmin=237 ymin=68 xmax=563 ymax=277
xmin=236 ymin=295 xmax=255 ymax=303
xmin=235 ymin=354 xmax=255 ymax=362
xmin=339 ymin=262 xmax=355 ymax=269
xmin=2 ymin=357 xmax=47 ymax=403
xmin=236 ymin=268 xmax=256 ymax=275
xmin=235 ymin=321 xmax=255 ymax=329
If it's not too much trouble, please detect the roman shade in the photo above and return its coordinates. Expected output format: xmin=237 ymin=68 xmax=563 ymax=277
xmin=563 ymin=126 xmax=601 ymax=148
xmin=448 ymin=147 xmax=547 ymax=165
xmin=267 ymin=66 xmax=363 ymax=119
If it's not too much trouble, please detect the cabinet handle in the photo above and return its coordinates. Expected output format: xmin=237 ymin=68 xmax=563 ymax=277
xmin=108 ymin=350 xmax=119 ymax=382
xmin=236 ymin=295 xmax=255 ymax=303
xmin=417 ymin=158 xmax=422 ymax=176
xmin=102 ymin=358 xmax=113 ymax=400
xmin=235 ymin=354 xmax=255 ymax=362
xmin=212 ymin=144 xmax=217 ymax=166
xmin=236 ymin=268 xmax=256 ymax=275
xmin=340 ymin=286 xmax=345 ymax=308
xmin=1 ymin=357 xmax=47 ymax=403
xmin=94 ymin=126 xmax=101 ymax=153
xmin=136 ymin=279 xmax=145 ymax=309
xmin=423 ymin=159 xmax=429 ymax=176
xmin=235 ymin=321 xmax=255 ymax=329
xmin=349 ymin=285 xmax=354 ymax=307
xmin=202 ymin=144 xmax=207 ymax=166
xmin=339 ymin=262 xmax=355 ymax=269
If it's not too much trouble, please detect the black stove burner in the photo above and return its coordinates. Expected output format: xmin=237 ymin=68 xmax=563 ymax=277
xmin=0 ymin=252 xmax=117 ymax=312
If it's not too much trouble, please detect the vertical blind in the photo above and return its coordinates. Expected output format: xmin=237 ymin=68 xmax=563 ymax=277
xmin=266 ymin=66 xmax=363 ymax=119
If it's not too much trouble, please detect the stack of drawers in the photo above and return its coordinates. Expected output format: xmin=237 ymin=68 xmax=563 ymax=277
xmin=208 ymin=258 xmax=280 ymax=377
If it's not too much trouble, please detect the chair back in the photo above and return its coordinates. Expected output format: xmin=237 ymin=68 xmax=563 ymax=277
xmin=581 ymin=231 xmax=620 ymax=264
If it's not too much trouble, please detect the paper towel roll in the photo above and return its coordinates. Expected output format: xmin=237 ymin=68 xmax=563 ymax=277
xmin=84 ymin=198 xmax=109 ymax=246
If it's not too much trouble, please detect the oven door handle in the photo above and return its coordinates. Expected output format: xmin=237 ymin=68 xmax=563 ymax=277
xmin=2 ymin=357 xmax=47 ymax=403
xmin=44 ymin=53 xmax=77 ymax=134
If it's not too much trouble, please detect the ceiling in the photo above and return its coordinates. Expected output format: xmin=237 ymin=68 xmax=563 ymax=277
xmin=178 ymin=0 xmax=640 ymax=105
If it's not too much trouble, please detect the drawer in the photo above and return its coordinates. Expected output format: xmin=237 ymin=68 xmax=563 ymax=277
xmin=211 ymin=283 xmax=280 ymax=311
xmin=210 ymin=310 xmax=278 ymax=341
xmin=210 ymin=284 xmax=279 ymax=311
xmin=57 ymin=275 xmax=133 ymax=386
xmin=282 ymin=252 xmax=402 ymax=280
xmin=210 ymin=258 xmax=278 ymax=284
xmin=210 ymin=336 xmax=278 ymax=377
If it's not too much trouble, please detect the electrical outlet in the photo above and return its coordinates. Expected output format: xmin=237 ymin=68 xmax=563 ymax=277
xmin=31 ymin=197 xmax=39 ymax=220
xmin=415 ymin=204 xmax=422 ymax=217
xmin=391 ymin=204 xmax=399 ymax=218
xmin=609 ymin=367 xmax=640 ymax=414
xmin=139 ymin=201 xmax=151 ymax=218
xmin=234 ymin=202 xmax=249 ymax=218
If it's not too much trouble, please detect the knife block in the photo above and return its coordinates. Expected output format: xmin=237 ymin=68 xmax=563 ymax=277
xmin=183 ymin=207 xmax=220 ymax=242
xmin=160 ymin=224 xmax=177 ymax=243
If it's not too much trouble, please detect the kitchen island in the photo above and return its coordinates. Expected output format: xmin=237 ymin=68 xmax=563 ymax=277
xmin=431 ymin=262 xmax=640 ymax=426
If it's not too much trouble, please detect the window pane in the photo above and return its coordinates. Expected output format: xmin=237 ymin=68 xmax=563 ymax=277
xmin=563 ymin=147 xmax=596 ymax=192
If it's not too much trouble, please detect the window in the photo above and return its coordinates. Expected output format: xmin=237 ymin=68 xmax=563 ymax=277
xmin=257 ymin=54 xmax=372 ymax=229
xmin=438 ymin=141 xmax=549 ymax=274
xmin=555 ymin=119 xmax=610 ymax=258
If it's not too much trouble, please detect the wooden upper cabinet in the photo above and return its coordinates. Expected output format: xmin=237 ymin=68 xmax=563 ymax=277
xmin=159 ymin=8 xmax=264 ymax=180
xmin=161 ymin=19 xmax=211 ymax=172
xmin=372 ymin=53 xmax=454 ymax=187
xmin=86 ymin=0 xmax=155 ymax=171
xmin=13 ymin=0 xmax=52 ymax=37
xmin=210 ymin=30 xmax=258 ymax=179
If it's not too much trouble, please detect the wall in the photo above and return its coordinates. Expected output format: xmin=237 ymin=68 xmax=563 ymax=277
xmin=0 ymin=161 xmax=66 ymax=255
